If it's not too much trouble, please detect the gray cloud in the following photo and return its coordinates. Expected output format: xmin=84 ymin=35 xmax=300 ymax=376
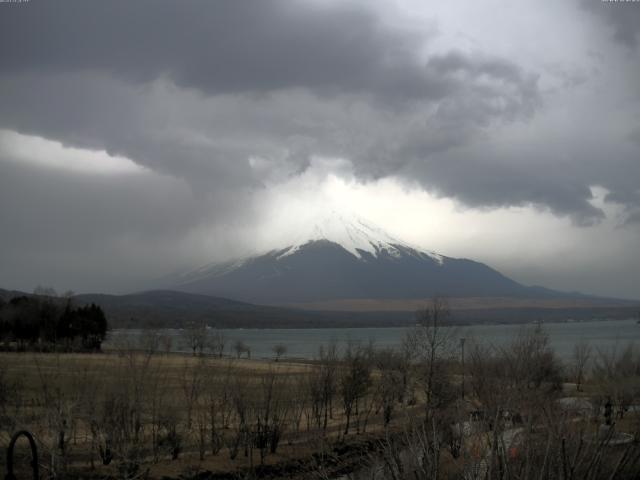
xmin=581 ymin=0 xmax=640 ymax=49
xmin=0 ymin=0 xmax=639 ymax=296
xmin=0 ymin=0 xmax=541 ymax=211
xmin=0 ymin=44 xmax=543 ymax=208
xmin=0 ymin=0 xmax=444 ymax=102
xmin=0 ymin=154 xmax=260 ymax=292
xmin=0 ymin=0 xmax=634 ymax=224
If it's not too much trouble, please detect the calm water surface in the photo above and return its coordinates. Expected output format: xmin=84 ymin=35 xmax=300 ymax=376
xmin=105 ymin=318 xmax=640 ymax=360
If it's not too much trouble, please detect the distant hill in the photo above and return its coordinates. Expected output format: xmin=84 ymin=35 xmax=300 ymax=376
xmin=66 ymin=290 xmax=640 ymax=328
xmin=72 ymin=290 xmax=428 ymax=328
xmin=73 ymin=290 xmax=332 ymax=328
xmin=2 ymin=287 xmax=638 ymax=328
xmin=0 ymin=287 xmax=364 ymax=328
xmin=0 ymin=288 xmax=30 ymax=301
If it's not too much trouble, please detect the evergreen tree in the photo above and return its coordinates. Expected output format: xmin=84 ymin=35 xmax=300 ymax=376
xmin=0 ymin=295 xmax=108 ymax=351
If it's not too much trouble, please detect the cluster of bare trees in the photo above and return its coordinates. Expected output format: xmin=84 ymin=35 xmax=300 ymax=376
xmin=182 ymin=323 xmax=226 ymax=358
xmin=0 ymin=337 xmax=410 ymax=478
xmin=368 ymin=310 xmax=640 ymax=480
xmin=3 ymin=299 xmax=640 ymax=479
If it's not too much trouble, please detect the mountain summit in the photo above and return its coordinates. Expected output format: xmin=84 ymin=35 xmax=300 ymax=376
xmin=272 ymin=210 xmax=442 ymax=263
xmin=172 ymin=211 xmax=572 ymax=305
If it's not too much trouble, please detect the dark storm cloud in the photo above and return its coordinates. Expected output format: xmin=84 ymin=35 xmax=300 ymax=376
xmin=625 ymin=210 xmax=640 ymax=225
xmin=402 ymin=147 xmax=608 ymax=225
xmin=581 ymin=0 xmax=640 ymax=49
xmin=606 ymin=188 xmax=640 ymax=226
xmin=0 ymin=73 xmax=258 ymax=192
xmin=0 ymin=0 xmax=446 ymax=102
xmin=0 ymin=0 xmax=543 ymax=210
xmin=0 ymin=0 xmax=638 ymax=243
xmin=0 ymin=0 xmax=540 ymax=110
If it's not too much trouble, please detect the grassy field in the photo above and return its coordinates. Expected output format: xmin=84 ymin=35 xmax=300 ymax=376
xmin=3 ymin=324 xmax=640 ymax=479
xmin=0 ymin=350 xmax=408 ymax=479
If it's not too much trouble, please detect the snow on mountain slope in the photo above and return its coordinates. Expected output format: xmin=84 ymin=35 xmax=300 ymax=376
xmin=166 ymin=210 xmax=598 ymax=305
xmin=167 ymin=208 xmax=597 ymax=304
xmin=276 ymin=210 xmax=442 ymax=262
xmin=178 ymin=210 xmax=443 ymax=285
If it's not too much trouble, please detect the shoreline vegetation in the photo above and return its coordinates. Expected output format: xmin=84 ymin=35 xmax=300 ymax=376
xmin=2 ymin=298 xmax=640 ymax=479
xmin=87 ymin=304 xmax=640 ymax=330
xmin=2 ymin=287 xmax=638 ymax=330
xmin=108 ymin=315 xmax=637 ymax=332
xmin=0 ymin=291 xmax=108 ymax=353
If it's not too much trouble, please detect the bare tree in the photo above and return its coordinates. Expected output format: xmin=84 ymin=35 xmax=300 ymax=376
xmin=157 ymin=407 xmax=182 ymax=461
xmin=183 ymin=321 xmax=208 ymax=356
xmin=0 ymin=364 xmax=23 ymax=440
xmin=572 ymin=339 xmax=592 ymax=392
xmin=373 ymin=348 xmax=405 ymax=429
xmin=159 ymin=332 xmax=173 ymax=355
xmin=339 ymin=342 xmax=372 ymax=435
xmin=408 ymin=296 xmax=457 ymax=414
xmin=233 ymin=339 xmax=250 ymax=359
xmin=467 ymin=326 xmax=563 ymax=478
xmin=272 ymin=343 xmax=287 ymax=361
xmin=204 ymin=360 xmax=235 ymax=456
xmin=593 ymin=343 xmax=640 ymax=420
xmin=180 ymin=357 xmax=206 ymax=430
xmin=139 ymin=329 xmax=162 ymax=355
xmin=374 ymin=401 xmax=640 ymax=480
xmin=208 ymin=328 xmax=226 ymax=358
xmin=308 ymin=365 xmax=324 ymax=431
xmin=32 ymin=353 xmax=78 ymax=478
xmin=252 ymin=367 xmax=291 ymax=463
xmin=287 ymin=374 xmax=308 ymax=443
xmin=88 ymin=345 xmax=162 ymax=477
xmin=146 ymin=356 xmax=170 ymax=463
xmin=227 ymin=374 xmax=250 ymax=460
xmin=317 ymin=342 xmax=338 ymax=431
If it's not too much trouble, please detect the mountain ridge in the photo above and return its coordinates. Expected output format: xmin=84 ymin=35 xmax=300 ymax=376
xmin=170 ymin=212 xmax=603 ymax=304
xmin=2 ymin=287 xmax=637 ymax=329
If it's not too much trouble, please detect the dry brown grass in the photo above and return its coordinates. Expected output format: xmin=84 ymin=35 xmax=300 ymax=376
xmin=1 ymin=351 xmax=312 ymax=402
xmin=283 ymin=296 xmax=632 ymax=312
xmin=0 ymin=351 xmax=401 ymax=479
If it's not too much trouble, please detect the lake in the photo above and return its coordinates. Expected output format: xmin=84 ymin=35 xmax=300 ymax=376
xmin=105 ymin=318 xmax=640 ymax=361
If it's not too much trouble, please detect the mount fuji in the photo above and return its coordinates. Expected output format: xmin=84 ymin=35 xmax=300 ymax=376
xmin=171 ymin=211 xmax=577 ymax=306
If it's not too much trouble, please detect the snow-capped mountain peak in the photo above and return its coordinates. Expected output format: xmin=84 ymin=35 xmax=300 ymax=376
xmin=172 ymin=210 xmax=444 ymax=287
xmin=275 ymin=210 xmax=441 ymax=263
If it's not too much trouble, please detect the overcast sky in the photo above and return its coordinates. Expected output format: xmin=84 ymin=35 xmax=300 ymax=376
xmin=0 ymin=0 xmax=639 ymax=299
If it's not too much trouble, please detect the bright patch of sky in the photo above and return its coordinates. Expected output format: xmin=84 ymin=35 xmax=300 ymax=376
xmin=0 ymin=130 xmax=145 ymax=175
